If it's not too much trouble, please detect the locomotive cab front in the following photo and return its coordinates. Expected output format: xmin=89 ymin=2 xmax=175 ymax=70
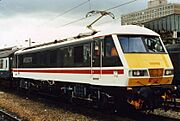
xmin=115 ymin=34 xmax=174 ymax=109
xmin=118 ymin=35 xmax=173 ymax=86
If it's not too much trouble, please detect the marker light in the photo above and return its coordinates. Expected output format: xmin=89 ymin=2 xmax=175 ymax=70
xmin=129 ymin=70 xmax=148 ymax=77
xmin=164 ymin=69 xmax=173 ymax=76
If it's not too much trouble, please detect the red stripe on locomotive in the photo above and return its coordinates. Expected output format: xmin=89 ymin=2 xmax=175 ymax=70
xmin=12 ymin=69 xmax=124 ymax=74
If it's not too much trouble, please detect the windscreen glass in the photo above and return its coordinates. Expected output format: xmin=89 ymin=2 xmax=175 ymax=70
xmin=118 ymin=35 xmax=165 ymax=53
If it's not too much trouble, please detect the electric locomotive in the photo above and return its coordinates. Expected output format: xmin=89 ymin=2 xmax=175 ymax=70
xmin=12 ymin=25 xmax=174 ymax=109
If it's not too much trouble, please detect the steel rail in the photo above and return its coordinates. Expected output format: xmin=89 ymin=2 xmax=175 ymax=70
xmin=0 ymin=109 xmax=21 ymax=121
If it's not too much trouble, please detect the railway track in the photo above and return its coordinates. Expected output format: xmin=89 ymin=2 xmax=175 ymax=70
xmin=0 ymin=88 xmax=180 ymax=121
xmin=32 ymin=93 xmax=180 ymax=121
xmin=0 ymin=109 xmax=21 ymax=121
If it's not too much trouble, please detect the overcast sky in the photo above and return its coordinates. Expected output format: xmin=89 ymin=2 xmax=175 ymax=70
xmin=0 ymin=0 xmax=179 ymax=48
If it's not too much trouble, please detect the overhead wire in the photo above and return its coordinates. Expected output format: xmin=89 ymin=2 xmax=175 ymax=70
xmin=59 ymin=0 xmax=93 ymax=27
xmin=105 ymin=0 xmax=137 ymax=11
xmin=62 ymin=17 xmax=87 ymax=27
xmin=61 ymin=0 xmax=139 ymax=27
xmin=48 ymin=0 xmax=90 ymax=22
xmin=38 ymin=0 xmax=90 ymax=27
xmin=97 ymin=0 xmax=139 ymax=26
xmin=98 ymin=16 xmax=121 ymax=26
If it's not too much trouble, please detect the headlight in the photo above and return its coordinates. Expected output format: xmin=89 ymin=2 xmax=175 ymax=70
xmin=129 ymin=70 xmax=148 ymax=77
xmin=164 ymin=69 xmax=173 ymax=75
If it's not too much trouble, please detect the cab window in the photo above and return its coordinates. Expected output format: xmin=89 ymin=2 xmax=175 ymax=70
xmin=102 ymin=36 xmax=122 ymax=67
xmin=118 ymin=35 xmax=165 ymax=53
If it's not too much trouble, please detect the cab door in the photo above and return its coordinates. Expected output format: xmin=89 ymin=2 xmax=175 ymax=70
xmin=91 ymin=38 xmax=103 ymax=80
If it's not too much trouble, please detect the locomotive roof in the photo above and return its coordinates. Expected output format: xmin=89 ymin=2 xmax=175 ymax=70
xmin=95 ymin=25 xmax=159 ymax=37
xmin=15 ymin=25 xmax=160 ymax=54
xmin=0 ymin=46 xmax=19 ymax=58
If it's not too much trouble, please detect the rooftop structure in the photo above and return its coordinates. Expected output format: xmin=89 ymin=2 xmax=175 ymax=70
xmin=148 ymin=0 xmax=168 ymax=8
xmin=121 ymin=3 xmax=180 ymax=25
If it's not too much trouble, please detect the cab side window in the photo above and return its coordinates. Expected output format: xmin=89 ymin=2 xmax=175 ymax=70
xmin=102 ymin=36 xmax=122 ymax=67
xmin=92 ymin=40 xmax=101 ymax=67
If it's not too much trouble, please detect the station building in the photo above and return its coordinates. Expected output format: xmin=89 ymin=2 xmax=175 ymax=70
xmin=121 ymin=0 xmax=180 ymax=44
